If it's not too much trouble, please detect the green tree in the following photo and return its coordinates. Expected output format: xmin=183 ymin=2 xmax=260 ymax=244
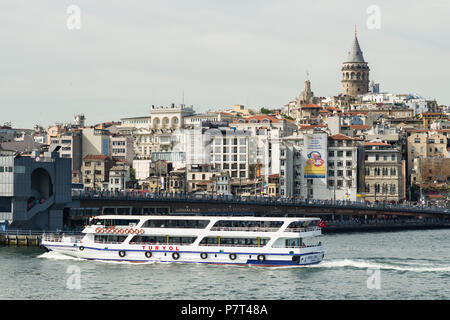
xmin=260 ymin=107 xmax=271 ymax=114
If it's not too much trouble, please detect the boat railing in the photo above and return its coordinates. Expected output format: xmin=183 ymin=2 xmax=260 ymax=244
xmin=93 ymin=240 xmax=126 ymax=245
xmin=128 ymin=242 xmax=192 ymax=246
xmin=284 ymin=226 xmax=321 ymax=233
xmin=274 ymin=243 xmax=322 ymax=249
xmin=42 ymin=233 xmax=84 ymax=243
xmin=209 ymin=227 xmax=280 ymax=232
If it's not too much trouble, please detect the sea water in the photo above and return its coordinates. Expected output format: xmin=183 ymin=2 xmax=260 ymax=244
xmin=0 ymin=229 xmax=449 ymax=300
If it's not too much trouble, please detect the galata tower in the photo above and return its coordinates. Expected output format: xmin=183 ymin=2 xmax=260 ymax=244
xmin=341 ymin=29 xmax=370 ymax=96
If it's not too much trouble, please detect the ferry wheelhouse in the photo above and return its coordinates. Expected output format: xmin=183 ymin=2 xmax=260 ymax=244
xmin=41 ymin=215 xmax=325 ymax=266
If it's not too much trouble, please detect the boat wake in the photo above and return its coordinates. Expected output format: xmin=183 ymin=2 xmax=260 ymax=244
xmin=37 ymin=251 xmax=83 ymax=261
xmin=310 ymin=259 xmax=450 ymax=273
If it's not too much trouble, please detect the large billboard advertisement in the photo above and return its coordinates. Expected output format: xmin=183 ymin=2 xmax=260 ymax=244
xmin=304 ymin=133 xmax=327 ymax=179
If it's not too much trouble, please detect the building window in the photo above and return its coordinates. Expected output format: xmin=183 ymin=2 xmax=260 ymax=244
xmin=390 ymin=184 xmax=396 ymax=194
xmin=375 ymin=184 xmax=380 ymax=193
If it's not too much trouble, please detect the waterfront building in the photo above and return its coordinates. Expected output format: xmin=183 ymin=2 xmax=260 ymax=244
xmin=411 ymin=157 xmax=450 ymax=185
xmin=48 ymin=129 xmax=83 ymax=182
xmin=267 ymin=174 xmax=279 ymax=197
xmin=406 ymin=130 xmax=448 ymax=183
xmin=132 ymin=159 xmax=152 ymax=181
xmin=327 ymin=134 xmax=363 ymax=201
xmin=110 ymin=134 xmax=134 ymax=166
xmin=278 ymin=138 xmax=304 ymax=198
xmin=167 ymin=168 xmax=186 ymax=194
xmin=207 ymin=128 xmax=253 ymax=180
xmin=418 ymin=112 xmax=448 ymax=129
xmin=230 ymin=115 xmax=297 ymax=179
xmin=184 ymin=111 xmax=235 ymax=128
xmin=210 ymin=171 xmax=231 ymax=196
xmin=0 ymin=148 xmax=71 ymax=230
xmin=81 ymin=154 xmax=111 ymax=190
xmin=187 ymin=164 xmax=220 ymax=193
xmin=118 ymin=116 xmax=152 ymax=135
xmin=81 ymin=127 xmax=111 ymax=158
xmin=363 ymin=141 xmax=403 ymax=202
xmin=108 ymin=163 xmax=130 ymax=192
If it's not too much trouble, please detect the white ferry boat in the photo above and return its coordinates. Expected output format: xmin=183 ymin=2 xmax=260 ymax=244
xmin=40 ymin=215 xmax=325 ymax=266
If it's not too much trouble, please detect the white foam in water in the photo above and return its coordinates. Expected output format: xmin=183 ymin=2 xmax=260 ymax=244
xmin=310 ymin=259 xmax=450 ymax=273
xmin=37 ymin=251 xmax=83 ymax=261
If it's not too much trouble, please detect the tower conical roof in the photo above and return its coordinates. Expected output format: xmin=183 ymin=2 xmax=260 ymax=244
xmin=346 ymin=34 xmax=365 ymax=63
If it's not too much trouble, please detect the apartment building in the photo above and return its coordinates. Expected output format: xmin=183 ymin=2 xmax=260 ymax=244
xmin=327 ymin=134 xmax=363 ymax=201
xmin=363 ymin=141 xmax=403 ymax=202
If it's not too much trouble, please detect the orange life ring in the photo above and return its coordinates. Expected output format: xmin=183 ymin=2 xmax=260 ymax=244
xmin=139 ymin=229 xmax=145 ymax=235
xmin=95 ymin=227 xmax=101 ymax=233
xmin=119 ymin=229 xmax=124 ymax=234
xmin=125 ymin=229 xmax=130 ymax=234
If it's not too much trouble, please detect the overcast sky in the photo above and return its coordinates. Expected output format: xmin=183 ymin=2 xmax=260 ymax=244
xmin=1 ymin=0 xmax=449 ymax=128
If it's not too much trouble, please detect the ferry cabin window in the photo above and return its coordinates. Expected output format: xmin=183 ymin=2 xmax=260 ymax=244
xmin=142 ymin=219 xmax=210 ymax=229
xmin=212 ymin=220 xmax=283 ymax=229
xmin=129 ymin=235 xmax=197 ymax=245
xmin=199 ymin=237 xmax=270 ymax=247
xmin=285 ymin=221 xmax=313 ymax=229
xmin=271 ymin=238 xmax=303 ymax=248
xmin=90 ymin=219 xmax=140 ymax=227
xmin=94 ymin=235 xmax=127 ymax=244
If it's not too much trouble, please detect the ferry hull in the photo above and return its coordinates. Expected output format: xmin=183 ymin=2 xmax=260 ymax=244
xmin=41 ymin=243 xmax=324 ymax=267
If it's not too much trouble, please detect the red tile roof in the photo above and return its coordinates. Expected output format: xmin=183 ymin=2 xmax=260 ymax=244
xmin=83 ymin=154 xmax=109 ymax=161
xmin=298 ymin=124 xmax=328 ymax=130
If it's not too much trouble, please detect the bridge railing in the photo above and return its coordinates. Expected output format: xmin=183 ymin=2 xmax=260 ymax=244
xmin=73 ymin=191 xmax=450 ymax=215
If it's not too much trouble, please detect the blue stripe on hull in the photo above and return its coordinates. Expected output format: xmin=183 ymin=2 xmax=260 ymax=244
xmin=83 ymin=258 xmax=322 ymax=267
